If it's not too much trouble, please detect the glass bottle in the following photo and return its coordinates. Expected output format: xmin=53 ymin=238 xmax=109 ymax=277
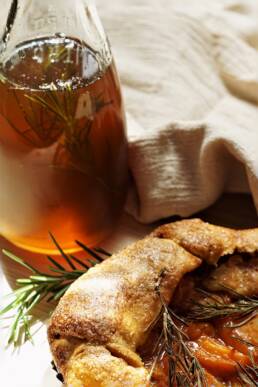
xmin=0 ymin=0 xmax=128 ymax=253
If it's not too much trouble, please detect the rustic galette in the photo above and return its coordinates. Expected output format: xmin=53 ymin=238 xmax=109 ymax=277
xmin=48 ymin=219 xmax=258 ymax=386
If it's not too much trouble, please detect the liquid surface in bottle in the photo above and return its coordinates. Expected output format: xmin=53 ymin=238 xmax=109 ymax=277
xmin=0 ymin=37 xmax=128 ymax=253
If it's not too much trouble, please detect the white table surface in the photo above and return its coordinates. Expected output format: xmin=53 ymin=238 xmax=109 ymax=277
xmin=0 ymin=214 xmax=153 ymax=387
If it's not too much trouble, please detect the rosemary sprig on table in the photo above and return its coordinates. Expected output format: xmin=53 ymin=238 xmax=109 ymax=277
xmin=0 ymin=236 xmax=109 ymax=346
xmin=187 ymin=288 xmax=258 ymax=327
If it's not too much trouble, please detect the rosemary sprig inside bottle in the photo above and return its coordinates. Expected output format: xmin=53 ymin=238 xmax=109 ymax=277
xmin=0 ymin=235 xmax=110 ymax=346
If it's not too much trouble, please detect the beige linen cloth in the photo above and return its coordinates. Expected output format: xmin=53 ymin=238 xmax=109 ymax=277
xmin=1 ymin=0 xmax=258 ymax=224
xmin=97 ymin=0 xmax=258 ymax=223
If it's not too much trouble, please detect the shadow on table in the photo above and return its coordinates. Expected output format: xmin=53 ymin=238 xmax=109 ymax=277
xmin=197 ymin=193 xmax=258 ymax=229
xmin=40 ymin=366 xmax=60 ymax=387
xmin=162 ymin=193 xmax=258 ymax=229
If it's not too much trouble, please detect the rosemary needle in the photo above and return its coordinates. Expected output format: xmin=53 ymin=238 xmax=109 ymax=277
xmin=0 ymin=241 xmax=106 ymax=347
xmin=187 ymin=288 xmax=258 ymax=327
xmin=150 ymin=273 xmax=207 ymax=387
xmin=2 ymin=248 xmax=258 ymax=385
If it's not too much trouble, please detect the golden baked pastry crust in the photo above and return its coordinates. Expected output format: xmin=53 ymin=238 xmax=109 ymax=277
xmin=152 ymin=218 xmax=258 ymax=264
xmin=48 ymin=237 xmax=201 ymax=385
xmin=48 ymin=219 xmax=258 ymax=386
xmin=204 ymin=255 xmax=258 ymax=296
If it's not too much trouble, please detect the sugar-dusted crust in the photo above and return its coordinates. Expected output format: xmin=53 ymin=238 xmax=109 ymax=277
xmin=152 ymin=218 xmax=258 ymax=265
xmin=48 ymin=237 xmax=201 ymax=386
xmin=48 ymin=219 xmax=258 ymax=386
xmin=204 ymin=255 xmax=258 ymax=296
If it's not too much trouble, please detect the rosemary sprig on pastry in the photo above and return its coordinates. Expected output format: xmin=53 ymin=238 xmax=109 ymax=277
xmin=237 ymin=352 xmax=258 ymax=386
xmin=149 ymin=272 xmax=207 ymax=386
xmin=147 ymin=271 xmax=258 ymax=386
xmin=1 ymin=219 xmax=258 ymax=386
xmin=187 ymin=287 xmax=258 ymax=327
xmin=1 ymin=248 xmax=258 ymax=348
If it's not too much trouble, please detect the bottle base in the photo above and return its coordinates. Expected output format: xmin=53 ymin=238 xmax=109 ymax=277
xmin=3 ymin=228 xmax=113 ymax=255
xmin=7 ymin=239 xmax=83 ymax=255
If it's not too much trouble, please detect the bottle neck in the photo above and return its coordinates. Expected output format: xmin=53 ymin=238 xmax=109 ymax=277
xmin=13 ymin=0 xmax=95 ymax=41
xmin=1 ymin=0 xmax=110 ymax=67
